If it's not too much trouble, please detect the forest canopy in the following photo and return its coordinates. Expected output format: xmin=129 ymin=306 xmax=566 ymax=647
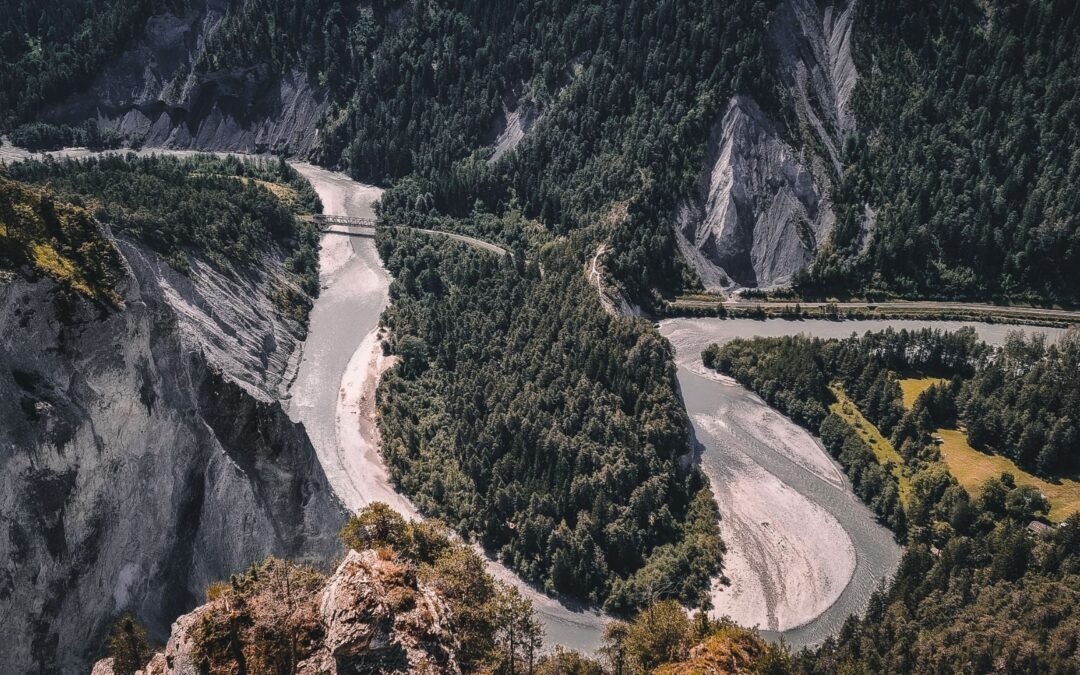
xmin=0 ymin=174 xmax=123 ymax=306
xmin=808 ymin=0 xmax=1080 ymax=305
xmin=3 ymin=153 xmax=323 ymax=325
xmin=0 ymin=0 xmax=162 ymax=128
xmin=375 ymin=228 xmax=723 ymax=612
xmin=4 ymin=153 xmax=321 ymax=292
xmin=6 ymin=0 xmax=1080 ymax=307
xmin=705 ymin=327 xmax=1080 ymax=478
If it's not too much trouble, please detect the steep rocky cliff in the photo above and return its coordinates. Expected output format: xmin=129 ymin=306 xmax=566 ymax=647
xmin=676 ymin=94 xmax=835 ymax=291
xmin=0 ymin=225 xmax=342 ymax=672
xmin=770 ymin=0 xmax=857 ymax=171
xmin=488 ymin=103 xmax=540 ymax=164
xmin=91 ymin=550 xmax=461 ymax=675
xmin=676 ymin=0 xmax=856 ymax=291
xmin=42 ymin=0 xmax=326 ymax=155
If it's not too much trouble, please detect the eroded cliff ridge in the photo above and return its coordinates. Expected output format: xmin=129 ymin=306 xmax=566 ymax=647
xmin=42 ymin=0 xmax=326 ymax=155
xmin=0 ymin=184 xmax=342 ymax=672
xmin=676 ymin=0 xmax=857 ymax=291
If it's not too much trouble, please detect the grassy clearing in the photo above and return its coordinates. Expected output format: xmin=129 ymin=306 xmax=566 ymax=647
xmin=830 ymin=385 xmax=910 ymax=502
xmin=936 ymin=428 xmax=1080 ymax=521
xmin=247 ymin=177 xmax=299 ymax=205
xmin=899 ymin=377 xmax=947 ymax=409
xmin=193 ymin=173 xmax=302 ymax=207
xmin=1 ymin=176 xmax=122 ymax=305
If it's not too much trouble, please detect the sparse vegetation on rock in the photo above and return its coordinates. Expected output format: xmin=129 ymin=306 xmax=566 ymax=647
xmin=0 ymin=174 xmax=123 ymax=306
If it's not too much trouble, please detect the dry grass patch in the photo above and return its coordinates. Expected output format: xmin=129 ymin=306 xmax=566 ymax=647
xmin=249 ymin=178 xmax=299 ymax=205
xmin=936 ymin=428 xmax=1080 ymax=522
xmin=194 ymin=173 xmax=301 ymax=207
xmin=829 ymin=385 xmax=910 ymax=502
xmin=899 ymin=377 xmax=947 ymax=409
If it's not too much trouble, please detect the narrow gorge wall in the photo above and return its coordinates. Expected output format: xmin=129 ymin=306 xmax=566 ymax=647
xmin=43 ymin=0 xmax=326 ymax=156
xmin=0 ymin=237 xmax=343 ymax=673
xmin=676 ymin=0 xmax=856 ymax=291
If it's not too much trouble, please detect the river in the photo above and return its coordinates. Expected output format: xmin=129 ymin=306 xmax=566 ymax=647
xmin=0 ymin=141 xmax=610 ymax=652
xmin=289 ymin=165 xmax=1065 ymax=651
xmin=5 ymin=142 xmax=1068 ymax=653
xmin=282 ymin=163 xmax=608 ymax=653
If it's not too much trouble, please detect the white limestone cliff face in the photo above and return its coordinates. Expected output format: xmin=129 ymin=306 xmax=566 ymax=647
xmin=489 ymin=104 xmax=541 ymax=163
xmin=0 ymin=236 xmax=343 ymax=673
xmin=43 ymin=0 xmax=327 ymax=155
xmin=676 ymin=95 xmax=834 ymax=290
xmin=677 ymin=0 xmax=857 ymax=291
xmin=770 ymin=0 xmax=858 ymax=170
xmin=127 ymin=242 xmax=306 ymax=403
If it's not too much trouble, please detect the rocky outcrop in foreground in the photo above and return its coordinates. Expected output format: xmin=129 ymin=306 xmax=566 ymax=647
xmin=654 ymin=625 xmax=773 ymax=675
xmin=92 ymin=550 xmax=461 ymax=675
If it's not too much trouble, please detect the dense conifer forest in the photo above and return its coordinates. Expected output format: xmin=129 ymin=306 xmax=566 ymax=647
xmin=802 ymin=498 xmax=1080 ymax=673
xmin=5 ymin=1 xmax=1080 ymax=306
xmin=335 ymin=1 xmax=766 ymax=608
xmin=4 ymin=154 xmax=321 ymax=291
xmin=809 ymin=0 xmax=1080 ymax=304
xmin=3 ymin=154 xmax=322 ymax=327
xmin=375 ymin=228 xmax=723 ymax=610
xmin=206 ymin=0 xmax=774 ymax=305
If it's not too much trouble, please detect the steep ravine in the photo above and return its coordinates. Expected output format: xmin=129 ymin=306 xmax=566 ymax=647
xmin=676 ymin=94 xmax=835 ymax=291
xmin=0 ymin=146 xmax=609 ymax=659
xmin=0 ymin=225 xmax=342 ymax=672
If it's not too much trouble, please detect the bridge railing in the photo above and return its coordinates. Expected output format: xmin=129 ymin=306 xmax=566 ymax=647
xmin=301 ymin=214 xmax=379 ymax=231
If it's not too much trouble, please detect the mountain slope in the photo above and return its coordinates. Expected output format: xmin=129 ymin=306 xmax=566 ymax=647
xmin=675 ymin=0 xmax=856 ymax=291
xmin=810 ymin=0 xmax=1080 ymax=304
xmin=8 ymin=0 xmax=1080 ymax=306
xmin=39 ymin=0 xmax=327 ymax=155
